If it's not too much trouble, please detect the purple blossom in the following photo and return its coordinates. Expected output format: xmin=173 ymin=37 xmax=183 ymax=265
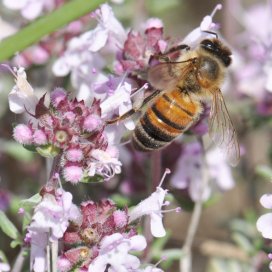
xmin=171 ymin=141 xmax=234 ymax=201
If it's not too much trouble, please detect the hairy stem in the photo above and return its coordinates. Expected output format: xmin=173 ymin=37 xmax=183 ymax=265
xmin=180 ymin=138 xmax=209 ymax=272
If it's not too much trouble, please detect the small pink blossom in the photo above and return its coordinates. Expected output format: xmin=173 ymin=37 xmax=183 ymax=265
xmin=66 ymin=148 xmax=84 ymax=162
xmin=83 ymin=114 xmax=103 ymax=132
xmin=33 ymin=129 xmax=47 ymax=145
xmin=113 ymin=210 xmax=128 ymax=228
xmin=13 ymin=124 xmax=33 ymax=145
xmin=63 ymin=165 xmax=84 ymax=184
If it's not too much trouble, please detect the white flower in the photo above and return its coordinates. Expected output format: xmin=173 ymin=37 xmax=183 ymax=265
xmin=28 ymin=189 xmax=82 ymax=272
xmin=88 ymin=233 xmax=147 ymax=272
xmin=182 ymin=4 xmax=222 ymax=47
xmin=257 ymin=194 xmax=272 ymax=239
xmin=0 ymin=260 xmax=10 ymax=272
xmin=8 ymin=66 xmax=38 ymax=114
xmin=129 ymin=169 xmax=172 ymax=238
xmin=88 ymin=148 xmax=122 ymax=180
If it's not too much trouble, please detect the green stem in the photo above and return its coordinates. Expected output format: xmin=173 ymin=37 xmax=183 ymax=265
xmin=0 ymin=0 xmax=105 ymax=61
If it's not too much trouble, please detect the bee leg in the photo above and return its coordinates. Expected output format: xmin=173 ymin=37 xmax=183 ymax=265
xmin=151 ymin=44 xmax=191 ymax=63
xmin=106 ymin=89 xmax=162 ymax=125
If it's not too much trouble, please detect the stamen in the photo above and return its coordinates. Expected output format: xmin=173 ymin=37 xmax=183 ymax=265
xmin=210 ymin=4 xmax=222 ymax=18
xmin=116 ymin=70 xmax=129 ymax=91
xmin=162 ymin=201 xmax=170 ymax=206
xmin=154 ymin=256 xmax=168 ymax=267
xmin=161 ymin=207 xmax=182 ymax=213
xmin=130 ymin=83 xmax=149 ymax=98
xmin=158 ymin=168 xmax=171 ymax=188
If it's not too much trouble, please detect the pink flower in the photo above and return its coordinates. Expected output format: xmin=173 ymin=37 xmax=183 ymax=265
xmin=13 ymin=124 xmax=33 ymax=145
xmin=63 ymin=165 xmax=84 ymax=184
xmin=66 ymin=148 xmax=84 ymax=162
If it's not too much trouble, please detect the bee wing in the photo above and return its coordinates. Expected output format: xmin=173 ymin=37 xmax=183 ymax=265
xmin=209 ymin=89 xmax=240 ymax=166
xmin=147 ymin=61 xmax=192 ymax=90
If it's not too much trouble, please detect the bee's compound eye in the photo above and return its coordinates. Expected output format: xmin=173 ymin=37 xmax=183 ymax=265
xmin=201 ymin=39 xmax=215 ymax=50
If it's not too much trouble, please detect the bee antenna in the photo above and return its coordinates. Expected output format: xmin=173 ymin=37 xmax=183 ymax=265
xmin=202 ymin=30 xmax=218 ymax=39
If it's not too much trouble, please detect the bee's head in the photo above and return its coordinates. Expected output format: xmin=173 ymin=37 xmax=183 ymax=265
xmin=200 ymin=39 xmax=232 ymax=67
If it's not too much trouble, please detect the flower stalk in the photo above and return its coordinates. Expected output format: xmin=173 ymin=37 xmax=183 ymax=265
xmin=180 ymin=138 xmax=210 ymax=272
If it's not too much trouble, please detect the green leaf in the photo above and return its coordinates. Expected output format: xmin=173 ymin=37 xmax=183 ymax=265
xmin=150 ymin=231 xmax=171 ymax=258
xmin=36 ymin=144 xmax=60 ymax=158
xmin=111 ymin=194 xmax=131 ymax=207
xmin=0 ymin=211 xmax=20 ymax=240
xmin=0 ymin=0 xmax=106 ymax=61
xmin=20 ymin=193 xmax=42 ymax=209
xmin=80 ymin=174 xmax=104 ymax=183
xmin=255 ymin=165 xmax=272 ymax=180
xmin=3 ymin=141 xmax=34 ymax=162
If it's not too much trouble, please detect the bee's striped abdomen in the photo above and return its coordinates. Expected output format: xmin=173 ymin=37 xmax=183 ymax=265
xmin=132 ymin=89 xmax=201 ymax=151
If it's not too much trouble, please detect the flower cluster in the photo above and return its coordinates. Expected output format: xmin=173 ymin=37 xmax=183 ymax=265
xmin=22 ymin=169 xmax=176 ymax=272
xmin=12 ymin=86 xmax=121 ymax=183
xmin=58 ymin=199 xmax=137 ymax=271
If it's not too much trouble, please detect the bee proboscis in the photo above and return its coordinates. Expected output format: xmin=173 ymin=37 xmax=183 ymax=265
xmin=107 ymin=38 xmax=240 ymax=166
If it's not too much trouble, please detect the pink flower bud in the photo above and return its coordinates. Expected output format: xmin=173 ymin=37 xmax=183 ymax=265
xmin=63 ymin=165 xmax=83 ymax=184
xmin=33 ymin=129 xmax=47 ymax=145
xmin=13 ymin=124 xmax=33 ymax=145
xmin=66 ymin=148 xmax=84 ymax=162
xmin=57 ymin=256 xmax=72 ymax=272
xmin=83 ymin=114 xmax=102 ymax=132
xmin=113 ymin=210 xmax=128 ymax=228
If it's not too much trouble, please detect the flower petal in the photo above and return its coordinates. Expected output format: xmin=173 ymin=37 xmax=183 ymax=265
xmin=150 ymin=213 xmax=166 ymax=237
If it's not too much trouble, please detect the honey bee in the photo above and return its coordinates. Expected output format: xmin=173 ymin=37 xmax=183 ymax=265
xmin=107 ymin=38 xmax=240 ymax=166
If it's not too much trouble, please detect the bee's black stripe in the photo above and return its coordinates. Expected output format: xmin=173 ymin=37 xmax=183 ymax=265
xmin=141 ymin=114 xmax=175 ymax=142
xmin=162 ymin=94 xmax=194 ymax=117
xmin=151 ymin=104 xmax=186 ymax=130
xmin=133 ymin=123 xmax=166 ymax=150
